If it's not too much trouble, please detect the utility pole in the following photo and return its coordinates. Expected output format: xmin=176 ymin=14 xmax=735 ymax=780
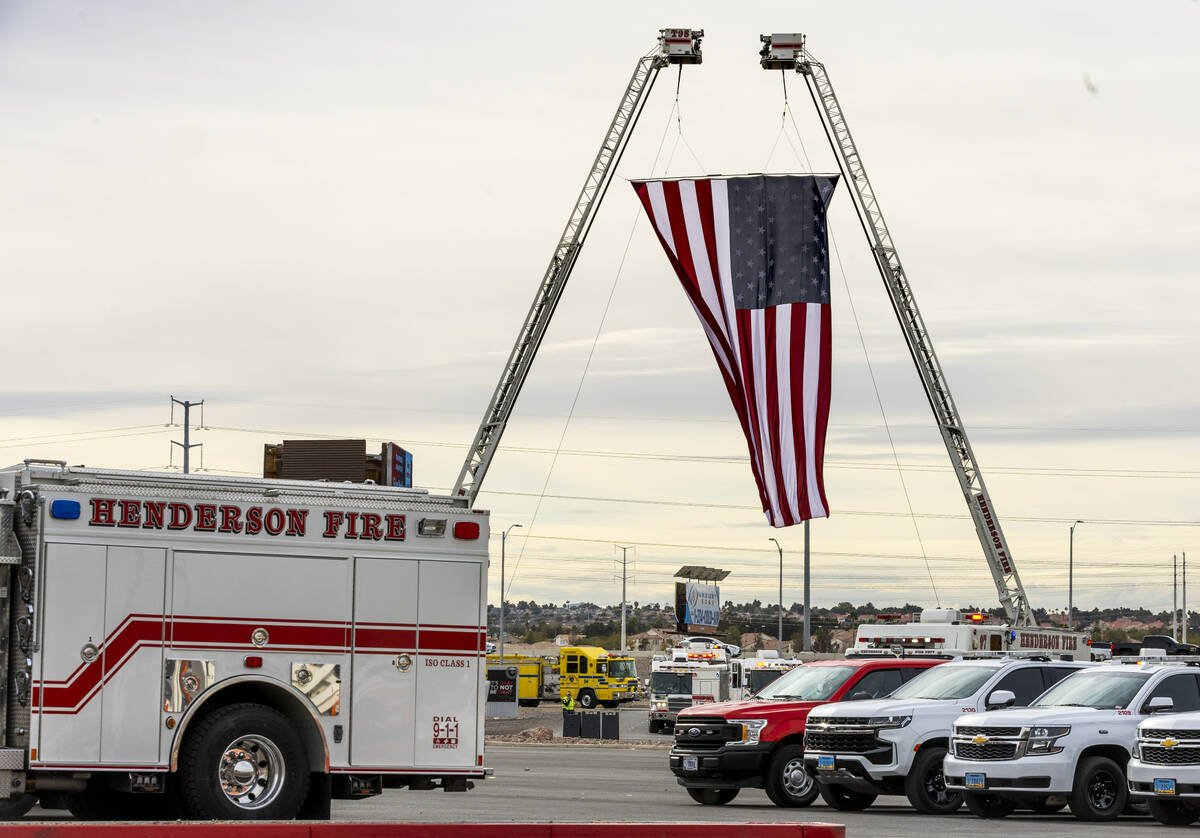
xmin=769 ymin=538 xmax=784 ymax=654
xmin=615 ymin=545 xmax=634 ymax=652
xmin=1068 ymin=520 xmax=1083 ymax=631
xmin=1185 ymin=551 xmax=1189 ymax=646
xmin=803 ymin=520 xmax=811 ymax=653
xmin=170 ymin=396 xmax=204 ymax=474
xmin=499 ymin=524 xmax=522 ymax=660
xmin=1174 ymin=554 xmax=1179 ymax=642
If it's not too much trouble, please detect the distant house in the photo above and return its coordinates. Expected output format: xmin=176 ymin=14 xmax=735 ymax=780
xmin=553 ymin=634 xmax=576 ymax=647
xmin=629 ymin=629 xmax=671 ymax=652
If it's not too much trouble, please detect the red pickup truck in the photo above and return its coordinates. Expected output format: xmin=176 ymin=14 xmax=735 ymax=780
xmin=670 ymin=656 xmax=943 ymax=806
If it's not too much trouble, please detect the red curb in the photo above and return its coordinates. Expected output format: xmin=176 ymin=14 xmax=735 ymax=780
xmin=2 ymin=823 xmax=845 ymax=838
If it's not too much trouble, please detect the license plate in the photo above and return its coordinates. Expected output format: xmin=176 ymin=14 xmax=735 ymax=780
xmin=682 ymin=757 xmax=698 ymax=771
xmin=965 ymin=773 xmax=986 ymax=790
xmin=818 ymin=755 xmax=835 ymax=771
xmin=1155 ymin=778 xmax=1177 ymax=795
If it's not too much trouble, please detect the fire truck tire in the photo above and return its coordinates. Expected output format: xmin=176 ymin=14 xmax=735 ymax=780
xmin=963 ymin=792 xmax=1016 ymax=818
xmin=179 ymin=702 xmax=310 ymax=820
xmin=648 ymin=720 xmax=661 ymax=734
xmin=1149 ymin=798 xmax=1200 ymax=825
xmin=576 ymin=689 xmax=597 ymax=709
xmin=818 ymin=783 xmax=876 ymax=811
xmin=763 ymin=744 xmax=819 ymax=807
xmin=0 ymin=794 xmax=35 ymax=819
xmin=904 ymin=746 xmax=962 ymax=814
xmin=686 ymin=787 xmax=739 ymax=805
xmin=1068 ymin=756 xmax=1127 ymax=821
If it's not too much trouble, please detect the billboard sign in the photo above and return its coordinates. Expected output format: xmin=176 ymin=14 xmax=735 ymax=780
xmin=681 ymin=580 xmax=721 ymax=630
xmin=383 ymin=442 xmax=413 ymax=488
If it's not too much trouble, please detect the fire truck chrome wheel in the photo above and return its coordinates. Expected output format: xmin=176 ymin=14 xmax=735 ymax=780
xmin=179 ymin=702 xmax=310 ymax=820
xmin=218 ymin=734 xmax=285 ymax=809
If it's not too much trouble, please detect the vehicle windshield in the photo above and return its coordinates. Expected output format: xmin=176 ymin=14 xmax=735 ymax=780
xmin=889 ymin=665 xmax=1000 ymax=700
xmin=649 ymin=672 xmax=693 ymax=695
xmin=748 ymin=669 xmax=786 ymax=695
xmin=608 ymin=659 xmax=637 ymax=679
xmin=1033 ymin=671 xmax=1150 ymax=709
xmin=755 ymin=665 xmax=855 ymax=701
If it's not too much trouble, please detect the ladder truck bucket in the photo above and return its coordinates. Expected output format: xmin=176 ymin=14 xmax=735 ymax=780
xmin=759 ymin=33 xmax=806 ymax=71
xmin=660 ymin=28 xmax=703 ymax=64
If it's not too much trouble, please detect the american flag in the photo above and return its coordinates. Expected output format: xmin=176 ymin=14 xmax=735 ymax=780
xmin=633 ymin=174 xmax=838 ymax=527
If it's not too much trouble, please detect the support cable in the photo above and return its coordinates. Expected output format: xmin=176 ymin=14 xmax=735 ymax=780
xmin=504 ymin=97 xmax=685 ymax=597
xmin=780 ymin=80 xmax=942 ymax=606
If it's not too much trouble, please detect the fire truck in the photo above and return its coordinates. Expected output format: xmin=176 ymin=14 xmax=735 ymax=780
xmin=648 ymin=657 xmax=730 ymax=734
xmin=488 ymin=646 xmax=640 ymax=709
xmin=730 ymin=652 xmax=805 ymax=701
xmin=849 ymin=609 xmax=1089 ymax=660
xmin=0 ymin=460 xmax=489 ymax=820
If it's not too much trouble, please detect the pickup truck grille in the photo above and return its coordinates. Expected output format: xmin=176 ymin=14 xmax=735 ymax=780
xmin=806 ymin=730 xmax=878 ymax=753
xmin=1141 ymin=746 xmax=1200 ymax=766
xmin=816 ymin=716 xmax=872 ymax=726
xmin=673 ymin=719 xmax=743 ymax=751
xmin=954 ymin=741 xmax=1018 ymax=761
xmin=956 ymin=726 xmax=1022 ymax=737
xmin=1144 ymin=729 xmax=1200 ymax=740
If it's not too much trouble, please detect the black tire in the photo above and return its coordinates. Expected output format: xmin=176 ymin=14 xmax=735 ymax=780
xmin=763 ymin=744 xmax=819 ymax=807
xmin=1068 ymin=755 xmax=1127 ymax=821
xmin=686 ymin=787 xmax=739 ymax=805
xmin=818 ymin=783 xmax=877 ymax=811
xmin=648 ymin=720 xmax=661 ymax=734
xmin=178 ymin=702 xmax=310 ymax=820
xmin=0 ymin=794 xmax=36 ymax=820
xmin=1149 ymin=798 xmax=1200 ymax=826
xmin=576 ymin=689 xmax=597 ymax=709
xmin=964 ymin=792 xmax=1017 ymax=818
xmin=904 ymin=746 xmax=962 ymax=814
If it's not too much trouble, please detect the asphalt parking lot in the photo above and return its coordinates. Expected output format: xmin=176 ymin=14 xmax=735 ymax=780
xmin=22 ymin=744 xmax=1175 ymax=835
xmin=367 ymin=745 xmax=1169 ymax=835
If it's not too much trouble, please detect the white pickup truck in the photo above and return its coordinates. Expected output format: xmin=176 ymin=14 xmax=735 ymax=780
xmin=945 ymin=660 xmax=1200 ymax=820
xmin=804 ymin=657 xmax=1088 ymax=813
xmin=1128 ymin=707 xmax=1200 ymax=825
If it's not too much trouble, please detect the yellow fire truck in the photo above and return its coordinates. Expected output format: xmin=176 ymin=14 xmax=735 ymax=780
xmin=487 ymin=646 xmax=640 ymax=709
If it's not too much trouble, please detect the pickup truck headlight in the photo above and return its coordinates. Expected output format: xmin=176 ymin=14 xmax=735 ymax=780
xmin=1131 ymin=739 xmax=1141 ymax=759
xmin=1026 ymin=725 xmax=1070 ymax=756
xmin=729 ymin=719 xmax=768 ymax=746
xmin=867 ymin=715 xmax=912 ymax=729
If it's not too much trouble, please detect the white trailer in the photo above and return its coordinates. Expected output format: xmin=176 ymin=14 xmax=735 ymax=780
xmin=0 ymin=460 xmax=489 ymax=819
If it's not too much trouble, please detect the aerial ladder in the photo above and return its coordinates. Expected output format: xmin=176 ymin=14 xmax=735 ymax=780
xmin=453 ymin=29 xmax=703 ymax=505
xmin=760 ymin=34 xmax=1037 ymax=627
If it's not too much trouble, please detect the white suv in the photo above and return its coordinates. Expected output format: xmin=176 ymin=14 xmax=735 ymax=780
xmin=1128 ymin=706 xmax=1200 ymax=825
xmin=945 ymin=661 xmax=1200 ymax=820
xmin=804 ymin=658 xmax=1088 ymax=814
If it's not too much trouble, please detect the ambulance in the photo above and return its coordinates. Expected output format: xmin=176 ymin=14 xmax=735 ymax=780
xmin=0 ymin=460 xmax=489 ymax=820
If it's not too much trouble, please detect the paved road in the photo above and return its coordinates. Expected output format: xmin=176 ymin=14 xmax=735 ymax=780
xmin=26 ymin=745 xmax=1169 ymax=835
xmin=333 ymin=745 xmax=1162 ymax=836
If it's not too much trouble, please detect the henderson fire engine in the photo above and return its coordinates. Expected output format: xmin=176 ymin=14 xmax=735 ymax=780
xmin=0 ymin=460 xmax=489 ymax=820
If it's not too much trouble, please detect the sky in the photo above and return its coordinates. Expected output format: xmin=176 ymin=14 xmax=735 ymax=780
xmin=2 ymin=1 xmax=1198 ymax=618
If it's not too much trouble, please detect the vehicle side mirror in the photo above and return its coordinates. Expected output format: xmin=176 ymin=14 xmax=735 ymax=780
xmin=1147 ymin=696 xmax=1174 ymax=713
xmin=986 ymin=689 xmax=1016 ymax=709
xmin=848 ymin=690 xmax=872 ymax=701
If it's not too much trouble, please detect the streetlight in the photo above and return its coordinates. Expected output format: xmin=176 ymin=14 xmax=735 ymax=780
xmin=499 ymin=524 xmax=522 ymax=660
xmin=769 ymin=538 xmax=784 ymax=654
xmin=1068 ymin=520 xmax=1084 ymax=631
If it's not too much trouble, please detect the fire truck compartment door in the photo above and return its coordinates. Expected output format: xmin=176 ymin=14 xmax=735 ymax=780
xmin=37 ymin=543 xmax=167 ymax=765
xmin=412 ymin=559 xmax=482 ymax=767
xmin=351 ymin=557 xmax=418 ymax=767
